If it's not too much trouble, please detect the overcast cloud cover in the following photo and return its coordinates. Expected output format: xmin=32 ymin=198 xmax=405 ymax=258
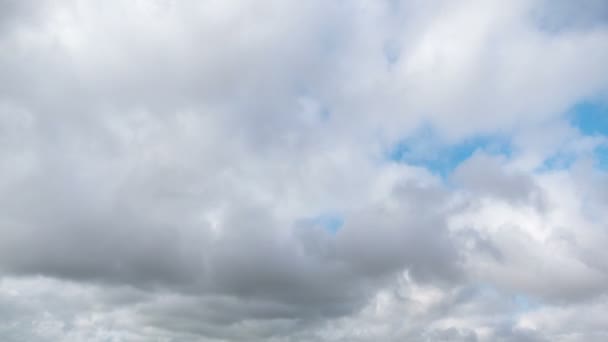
xmin=1 ymin=0 xmax=608 ymax=341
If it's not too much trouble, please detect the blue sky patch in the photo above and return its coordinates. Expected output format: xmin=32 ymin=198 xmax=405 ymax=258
xmin=560 ymin=100 xmax=608 ymax=171
xmin=594 ymin=145 xmax=608 ymax=170
xmin=302 ymin=212 xmax=344 ymax=234
xmin=569 ymin=101 xmax=608 ymax=137
xmin=535 ymin=143 xmax=608 ymax=173
xmin=388 ymin=125 xmax=512 ymax=177
xmin=536 ymin=150 xmax=577 ymax=172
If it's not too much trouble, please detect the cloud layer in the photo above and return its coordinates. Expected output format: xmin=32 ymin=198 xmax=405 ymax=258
xmin=1 ymin=0 xmax=608 ymax=341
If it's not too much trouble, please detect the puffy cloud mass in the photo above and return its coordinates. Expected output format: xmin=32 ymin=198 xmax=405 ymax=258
xmin=1 ymin=0 xmax=608 ymax=341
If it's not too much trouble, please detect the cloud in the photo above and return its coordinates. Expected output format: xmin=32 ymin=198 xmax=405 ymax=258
xmin=1 ymin=0 xmax=608 ymax=341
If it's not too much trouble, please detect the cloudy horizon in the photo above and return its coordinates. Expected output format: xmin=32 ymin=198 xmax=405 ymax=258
xmin=1 ymin=0 xmax=608 ymax=341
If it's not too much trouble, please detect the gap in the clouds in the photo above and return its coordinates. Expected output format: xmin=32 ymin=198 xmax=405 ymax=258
xmin=536 ymin=145 xmax=608 ymax=173
xmin=569 ymin=100 xmax=608 ymax=137
xmin=595 ymin=145 xmax=608 ymax=170
xmin=387 ymin=124 xmax=512 ymax=178
xmin=566 ymin=100 xmax=608 ymax=170
xmin=299 ymin=212 xmax=344 ymax=234
xmin=536 ymin=151 xmax=577 ymax=172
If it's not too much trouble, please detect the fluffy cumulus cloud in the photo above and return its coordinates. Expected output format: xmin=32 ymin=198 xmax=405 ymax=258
xmin=1 ymin=0 xmax=608 ymax=341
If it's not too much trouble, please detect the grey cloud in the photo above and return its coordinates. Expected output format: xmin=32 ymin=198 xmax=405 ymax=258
xmin=335 ymin=197 xmax=462 ymax=283
xmin=452 ymin=152 xmax=544 ymax=207
xmin=423 ymin=327 xmax=478 ymax=342
xmin=0 ymin=138 xmax=462 ymax=329
xmin=1 ymin=0 xmax=608 ymax=341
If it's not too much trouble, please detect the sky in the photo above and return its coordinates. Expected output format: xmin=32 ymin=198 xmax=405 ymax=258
xmin=1 ymin=0 xmax=608 ymax=341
